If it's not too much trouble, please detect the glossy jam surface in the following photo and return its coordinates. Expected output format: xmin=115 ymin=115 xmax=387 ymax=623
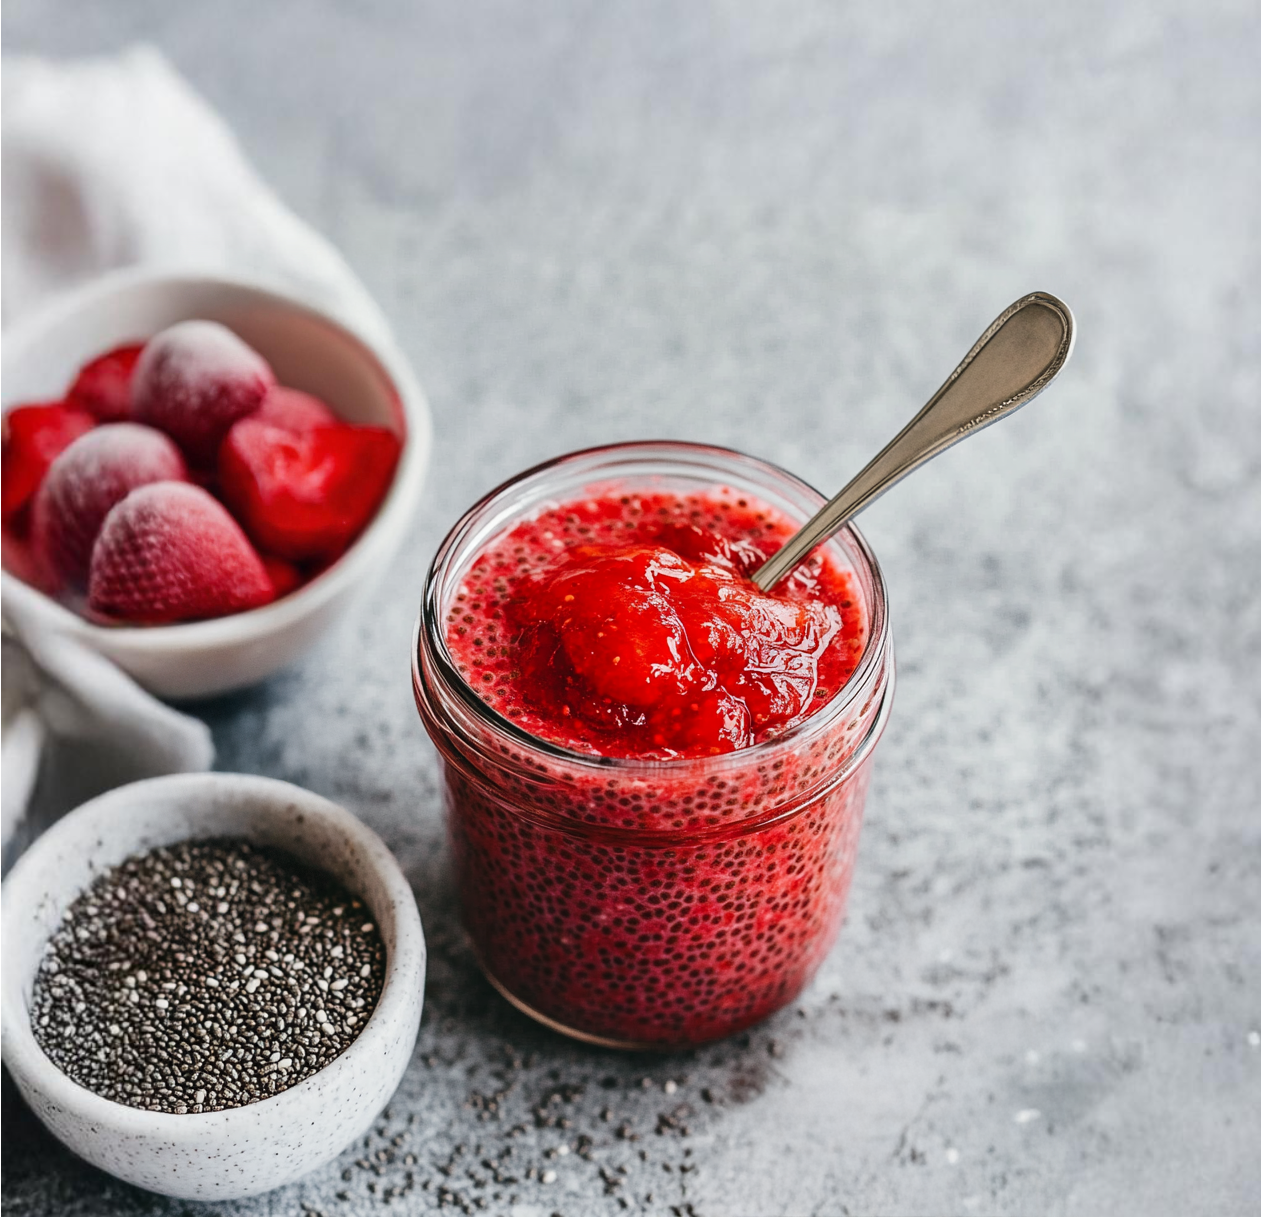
xmin=445 ymin=489 xmax=865 ymax=759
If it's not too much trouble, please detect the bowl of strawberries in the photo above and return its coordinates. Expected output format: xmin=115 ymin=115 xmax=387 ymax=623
xmin=1 ymin=271 xmax=430 ymax=699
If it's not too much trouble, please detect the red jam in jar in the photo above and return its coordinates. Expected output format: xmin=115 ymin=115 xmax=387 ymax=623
xmin=414 ymin=442 xmax=893 ymax=1047
xmin=447 ymin=492 xmax=867 ymax=758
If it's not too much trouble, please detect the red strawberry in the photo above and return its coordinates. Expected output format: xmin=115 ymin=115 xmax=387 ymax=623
xmin=132 ymin=321 xmax=274 ymax=465
xmin=261 ymin=553 xmax=304 ymax=598
xmin=2 ymin=524 xmax=59 ymax=595
xmin=255 ymin=386 xmax=338 ymax=432
xmin=88 ymin=482 xmax=274 ymax=624
xmin=219 ymin=418 xmax=400 ymax=561
xmin=32 ymin=423 xmax=188 ymax=588
xmin=66 ymin=342 xmax=145 ymax=421
xmin=2 ymin=402 xmax=96 ymax=521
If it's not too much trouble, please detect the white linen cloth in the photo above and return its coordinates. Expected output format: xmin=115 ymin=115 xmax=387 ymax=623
xmin=1 ymin=46 xmax=392 ymax=854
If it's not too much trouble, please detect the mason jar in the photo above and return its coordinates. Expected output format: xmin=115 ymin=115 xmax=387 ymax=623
xmin=413 ymin=441 xmax=894 ymax=1048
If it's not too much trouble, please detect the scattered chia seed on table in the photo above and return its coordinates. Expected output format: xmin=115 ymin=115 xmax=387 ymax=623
xmin=29 ymin=837 xmax=386 ymax=1114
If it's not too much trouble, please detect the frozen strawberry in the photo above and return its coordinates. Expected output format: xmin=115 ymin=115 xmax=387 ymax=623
xmin=132 ymin=321 xmax=274 ymax=465
xmin=219 ymin=418 xmax=400 ymax=561
xmin=2 ymin=524 xmax=60 ymax=595
xmin=261 ymin=554 xmax=303 ymax=598
xmin=88 ymin=482 xmax=274 ymax=624
xmin=255 ymin=386 xmax=338 ymax=432
xmin=32 ymin=424 xmax=188 ymax=588
xmin=2 ymin=402 xmax=96 ymax=521
xmin=66 ymin=342 xmax=145 ymax=421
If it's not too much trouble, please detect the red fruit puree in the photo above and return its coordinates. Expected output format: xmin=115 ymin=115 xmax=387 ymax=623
xmin=447 ymin=494 xmax=865 ymax=758
xmin=418 ymin=452 xmax=893 ymax=1048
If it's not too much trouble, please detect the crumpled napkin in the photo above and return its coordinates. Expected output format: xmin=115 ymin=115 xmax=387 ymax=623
xmin=1 ymin=46 xmax=394 ymax=860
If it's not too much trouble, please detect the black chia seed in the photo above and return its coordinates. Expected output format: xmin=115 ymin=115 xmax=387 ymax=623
xmin=29 ymin=837 xmax=386 ymax=1114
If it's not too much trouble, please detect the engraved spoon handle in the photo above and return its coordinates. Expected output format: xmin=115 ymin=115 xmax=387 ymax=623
xmin=751 ymin=291 xmax=1075 ymax=591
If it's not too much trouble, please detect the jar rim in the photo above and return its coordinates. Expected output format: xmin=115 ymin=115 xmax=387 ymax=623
xmin=415 ymin=440 xmax=891 ymax=775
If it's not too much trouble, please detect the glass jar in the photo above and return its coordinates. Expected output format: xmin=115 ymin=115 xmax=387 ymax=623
xmin=413 ymin=441 xmax=894 ymax=1048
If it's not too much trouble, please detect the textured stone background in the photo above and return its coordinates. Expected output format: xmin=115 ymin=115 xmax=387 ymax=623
xmin=3 ymin=2 xmax=1259 ymax=1214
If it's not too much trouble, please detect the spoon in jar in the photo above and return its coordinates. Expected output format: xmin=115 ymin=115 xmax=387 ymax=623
xmin=751 ymin=291 xmax=1075 ymax=591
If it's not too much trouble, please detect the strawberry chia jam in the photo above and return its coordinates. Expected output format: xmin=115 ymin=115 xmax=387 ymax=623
xmin=414 ymin=443 xmax=893 ymax=1047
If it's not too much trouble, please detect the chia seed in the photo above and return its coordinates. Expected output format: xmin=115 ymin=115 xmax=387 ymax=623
xmin=29 ymin=837 xmax=386 ymax=1113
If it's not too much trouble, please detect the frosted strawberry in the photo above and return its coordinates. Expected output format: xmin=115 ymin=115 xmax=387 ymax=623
xmin=2 ymin=402 xmax=96 ymax=521
xmin=219 ymin=418 xmax=400 ymax=561
xmin=33 ymin=423 xmax=188 ymax=587
xmin=255 ymin=386 xmax=338 ymax=432
xmin=66 ymin=343 xmax=145 ymax=422
xmin=132 ymin=322 xmax=274 ymax=465
xmin=88 ymin=482 xmax=274 ymax=624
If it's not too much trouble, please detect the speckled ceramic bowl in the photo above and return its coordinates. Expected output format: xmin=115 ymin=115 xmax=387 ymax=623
xmin=0 ymin=270 xmax=432 ymax=699
xmin=0 ymin=773 xmax=426 ymax=1200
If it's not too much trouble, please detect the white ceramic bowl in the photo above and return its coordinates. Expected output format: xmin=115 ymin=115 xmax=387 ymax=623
xmin=1 ymin=270 xmax=431 ymax=699
xmin=0 ymin=773 xmax=426 ymax=1200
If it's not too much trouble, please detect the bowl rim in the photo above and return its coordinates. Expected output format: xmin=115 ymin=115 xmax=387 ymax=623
xmin=0 ymin=772 xmax=425 ymax=1143
xmin=0 ymin=267 xmax=432 ymax=653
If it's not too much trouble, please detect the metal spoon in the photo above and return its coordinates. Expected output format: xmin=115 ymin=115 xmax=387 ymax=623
xmin=751 ymin=291 xmax=1076 ymax=591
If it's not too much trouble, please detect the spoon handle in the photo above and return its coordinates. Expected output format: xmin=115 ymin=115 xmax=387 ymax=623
xmin=751 ymin=291 xmax=1075 ymax=591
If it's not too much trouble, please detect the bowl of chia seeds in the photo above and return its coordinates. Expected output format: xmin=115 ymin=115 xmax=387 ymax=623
xmin=0 ymin=772 xmax=426 ymax=1200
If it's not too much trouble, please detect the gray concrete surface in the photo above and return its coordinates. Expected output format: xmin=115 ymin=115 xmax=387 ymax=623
xmin=3 ymin=2 xmax=1259 ymax=1214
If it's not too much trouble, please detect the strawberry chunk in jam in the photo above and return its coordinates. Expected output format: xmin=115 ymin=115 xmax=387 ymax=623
xmin=510 ymin=542 xmax=840 ymax=755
